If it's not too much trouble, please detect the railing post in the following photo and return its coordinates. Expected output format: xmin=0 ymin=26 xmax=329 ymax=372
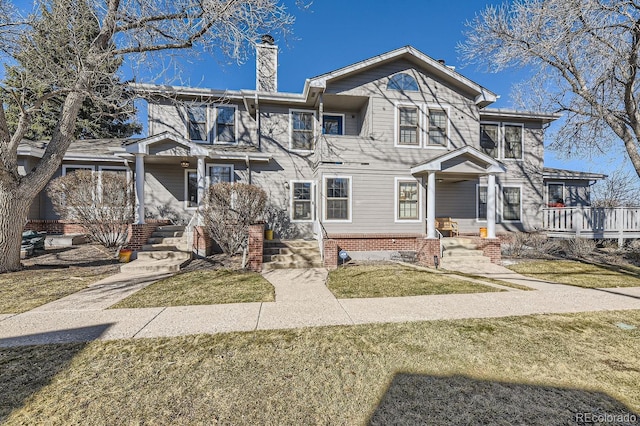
xmin=617 ymin=207 xmax=624 ymax=247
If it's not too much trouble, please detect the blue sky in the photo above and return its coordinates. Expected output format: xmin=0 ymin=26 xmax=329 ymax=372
xmin=131 ymin=0 xmax=626 ymax=176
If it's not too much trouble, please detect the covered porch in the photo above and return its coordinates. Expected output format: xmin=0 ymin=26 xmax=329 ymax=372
xmin=410 ymin=146 xmax=507 ymax=239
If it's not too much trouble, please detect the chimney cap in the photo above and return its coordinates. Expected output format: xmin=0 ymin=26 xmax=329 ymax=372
xmin=261 ymin=34 xmax=275 ymax=45
xmin=437 ymin=59 xmax=446 ymax=65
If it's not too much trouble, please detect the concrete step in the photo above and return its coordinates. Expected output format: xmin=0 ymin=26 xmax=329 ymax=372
xmin=441 ymin=257 xmax=492 ymax=268
xmin=441 ymin=239 xmax=476 ymax=250
xmin=136 ymin=251 xmax=191 ymax=262
xmin=142 ymin=243 xmax=190 ymax=252
xmin=264 ymin=239 xmax=318 ymax=249
xmin=151 ymin=231 xmax=184 ymax=238
xmin=147 ymin=236 xmax=187 ymax=245
xmin=441 ymin=249 xmax=486 ymax=258
xmin=120 ymin=258 xmax=190 ymax=274
xmin=264 ymin=253 xmax=322 ymax=263
xmin=263 ymin=261 xmax=324 ymax=270
xmin=156 ymin=225 xmax=186 ymax=232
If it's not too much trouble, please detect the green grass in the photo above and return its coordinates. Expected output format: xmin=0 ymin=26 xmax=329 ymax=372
xmin=327 ymin=264 xmax=503 ymax=298
xmin=2 ymin=310 xmax=639 ymax=424
xmin=507 ymin=260 xmax=640 ymax=288
xmin=111 ymin=269 xmax=274 ymax=308
xmin=0 ymin=267 xmax=116 ymax=314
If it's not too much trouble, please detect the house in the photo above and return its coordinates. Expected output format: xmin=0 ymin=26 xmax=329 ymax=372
xmin=19 ymin=40 xmax=605 ymax=268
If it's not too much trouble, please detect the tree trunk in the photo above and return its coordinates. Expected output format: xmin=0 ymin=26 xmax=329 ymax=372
xmin=0 ymin=188 xmax=30 ymax=272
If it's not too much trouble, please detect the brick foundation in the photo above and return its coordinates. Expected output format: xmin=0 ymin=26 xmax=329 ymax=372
xmin=416 ymin=238 xmax=441 ymax=267
xmin=193 ymin=226 xmax=214 ymax=257
xmin=24 ymin=220 xmax=87 ymax=235
xmin=472 ymin=237 xmax=502 ymax=263
xmin=248 ymin=223 xmax=264 ymax=272
xmin=323 ymin=239 xmax=338 ymax=270
xmin=327 ymin=233 xmax=421 ymax=252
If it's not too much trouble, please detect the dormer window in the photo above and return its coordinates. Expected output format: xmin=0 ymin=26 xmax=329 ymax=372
xmin=387 ymin=73 xmax=418 ymax=91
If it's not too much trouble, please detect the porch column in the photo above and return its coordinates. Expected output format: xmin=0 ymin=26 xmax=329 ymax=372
xmin=487 ymin=173 xmax=496 ymax=238
xmin=197 ymin=155 xmax=206 ymax=226
xmin=135 ymin=153 xmax=145 ymax=224
xmin=427 ymin=171 xmax=436 ymax=238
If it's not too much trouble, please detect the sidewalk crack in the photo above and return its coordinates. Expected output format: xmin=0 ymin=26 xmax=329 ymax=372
xmin=255 ymin=302 xmax=264 ymax=331
xmin=132 ymin=307 xmax=166 ymax=338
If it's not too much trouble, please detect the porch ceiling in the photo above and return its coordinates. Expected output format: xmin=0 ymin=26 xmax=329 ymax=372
xmin=410 ymin=146 xmax=506 ymax=176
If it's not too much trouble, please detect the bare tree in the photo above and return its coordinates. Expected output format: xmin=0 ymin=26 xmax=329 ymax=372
xmin=459 ymin=0 xmax=640 ymax=179
xmin=47 ymin=170 xmax=134 ymax=249
xmin=0 ymin=0 xmax=295 ymax=272
xmin=591 ymin=168 xmax=640 ymax=207
xmin=203 ymin=183 xmax=266 ymax=269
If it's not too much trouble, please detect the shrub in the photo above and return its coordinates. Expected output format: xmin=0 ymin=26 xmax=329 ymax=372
xmin=47 ymin=170 xmax=134 ymax=250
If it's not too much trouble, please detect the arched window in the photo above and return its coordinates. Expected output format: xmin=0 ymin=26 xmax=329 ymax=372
xmin=387 ymin=73 xmax=418 ymax=91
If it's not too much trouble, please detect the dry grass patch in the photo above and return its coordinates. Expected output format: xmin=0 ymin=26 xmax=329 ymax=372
xmin=328 ymin=264 xmax=503 ymax=298
xmin=111 ymin=269 xmax=274 ymax=308
xmin=0 ymin=268 xmax=117 ymax=314
xmin=508 ymin=260 xmax=640 ymax=288
xmin=1 ymin=310 xmax=639 ymax=424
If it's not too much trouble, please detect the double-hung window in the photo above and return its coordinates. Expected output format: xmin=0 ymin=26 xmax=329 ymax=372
xmin=397 ymin=179 xmax=420 ymax=221
xmin=398 ymin=106 xmax=419 ymax=146
xmin=208 ymin=165 xmax=234 ymax=184
xmin=290 ymin=110 xmax=315 ymax=151
xmin=215 ymin=105 xmax=236 ymax=143
xmin=428 ymin=109 xmax=447 ymax=146
xmin=325 ymin=177 xmax=351 ymax=221
xmin=291 ymin=181 xmax=313 ymax=221
xmin=502 ymin=187 xmax=522 ymax=221
xmin=480 ymin=123 xmax=499 ymax=158
xmin=503 ymin=124 xmax=523 ymax=159
xmin=187 ymin=105 xmax=208 ymax=142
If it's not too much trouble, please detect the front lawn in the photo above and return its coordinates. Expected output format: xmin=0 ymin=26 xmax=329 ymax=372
xmin=111 ymin=269 xmax=274 ymax=308
xmin=2 ymin=310 xmax=639 ymax=424
xmin=507 ymin=260 xmax=640 ymax=288
xmin=327 ymin=264 xmax=503 ymax=298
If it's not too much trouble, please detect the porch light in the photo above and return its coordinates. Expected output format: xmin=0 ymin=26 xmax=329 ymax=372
xmin=180 ymin=160 xmax=190 ymax=168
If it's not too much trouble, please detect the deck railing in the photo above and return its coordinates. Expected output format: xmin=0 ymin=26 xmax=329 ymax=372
xmin=543 ymin=207 xmax=640 ymax=243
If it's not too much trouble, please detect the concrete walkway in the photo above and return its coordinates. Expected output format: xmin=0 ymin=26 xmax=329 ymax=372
xmin=1 ymin=266 xmax=640 ymax=348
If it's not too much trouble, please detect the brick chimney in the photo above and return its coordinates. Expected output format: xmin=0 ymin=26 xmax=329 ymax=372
xmin=256 ymin=34 xmax=278 ymax=92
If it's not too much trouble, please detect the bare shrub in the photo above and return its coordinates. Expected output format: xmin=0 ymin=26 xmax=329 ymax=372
xmin=562 ymin=238 xmax=596 ymax=258
xmin=502 ymin=232 xmax=556 ymax=258
xmin=203 ymin=183 xmax=266 ymax=269
xmin=47 ymin=170 xmax=134 ymax=250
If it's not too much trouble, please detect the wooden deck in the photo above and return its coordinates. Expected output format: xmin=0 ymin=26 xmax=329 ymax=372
xmin=543 ymin=207 xmax=640 ymax=244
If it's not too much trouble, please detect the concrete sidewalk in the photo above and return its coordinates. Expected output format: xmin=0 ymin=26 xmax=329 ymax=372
xmin=1 ymin=267 xmax=640 ymax=347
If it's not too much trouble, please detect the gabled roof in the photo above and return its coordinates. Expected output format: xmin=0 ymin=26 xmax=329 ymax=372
xmin=543 ymin=167 xmax=607 ymax=181
xmin=410 ymin=146 xmax=506 ymax=175
xmin=306 ymin=46 xmax=498 ymax=107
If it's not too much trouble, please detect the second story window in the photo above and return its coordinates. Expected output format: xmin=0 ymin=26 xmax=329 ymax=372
xmin=322 ymin=114 xmax=344 ymax=135
xmin=398 ymin=106 xmax=419 ymax=146
xmin=480 ymin=123 xmax=499 ymax=158
xmin=428 ymin=109 xmax=447 ymax=146
xmin=504 ymin=124 xmax=523 ymax=159
xmin=479 ymin=122 xmax=524 ymax=160
xmin=187 ymin=105 xmax=208 ymax=142
xmin=215 ymin=106 xmax=236 ymax=144
xmin=290 ymin=110 xmax=315 ymax=151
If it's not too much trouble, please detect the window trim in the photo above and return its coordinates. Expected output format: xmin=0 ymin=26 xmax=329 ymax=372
xmin=290 ymin=180 xmax=315 ymax=223
xmin=394 ymin=102 xmax=423 ymax=149
xmin=321 ymin=113 xmax=345 ymax=136
xmin=501 ymin=185 xmax=523 ymax=223
xmin=186 ymin=103 xmax=210 ymax=144
xmin=546 ymin=182 xmax=566 ymax=207
xmin=289 ymin=108 xmax=317 ymax=152
xmin=501 ymin=122 xmax=525 ymax=161
xmin=184 ymin=168 xmax=199 ymax=210
xmin=479 ymin=121 xmax=501 ymax=158
xmin=213 ymin=104 xmax=238 ymax=145
xmin=394 ymin=177 xmax=422 ymax=223
xmin=205 ymin=163 xmax=235 ymax=187
xmin=387 ymin=72 xmax=419 ymax=92
xmin=426 ymin=105 xmax=450 ymax=149
xmin=62 ymin=164 xmax=95 ymax=175
xmin=323 ymin=175 xmax=352 ymax=223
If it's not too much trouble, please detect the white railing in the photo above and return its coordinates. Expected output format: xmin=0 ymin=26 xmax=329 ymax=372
xmin=543 ymin=207 xmax=640 ymax=237
xmin=313 ymin=219 xmax=327 ymax=260
xmin=185 ymin=210 xmax=201 ymax=255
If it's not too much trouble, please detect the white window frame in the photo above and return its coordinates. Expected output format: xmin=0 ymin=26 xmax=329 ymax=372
xmin=213 ymin=104 xmax=238 ymax=145
xmin=546 ymin=182 xmax=566 ymax=206
xmin=289 ymin=108 xmax=316 ymax=152
xmin=186 ymin=104 xmax=210 ymax=144
xmin=502 ymin=122 xmax=525 ymax=161
xmin=323 ymin=175 xmax=352 ymax=223
xmin=184 ymin=168 xmax=199 ymax=210
xmin=290 ymin=180 xmax=315 ymax=223
xmin=206 ymin=163 xmax=235 ymax=187
xmin=501 ymin=185 xmax=523 ymax=223
xmin=475 ymin=183 xmax=500 ymax=223
xmin=479 ymin=121 xmax=501 ymax=159
xmin=62 ymin=164 xmax=95 ymax=175
xmin=425 ymin=104 xmax=450 ymax=149
xmin=394 ymin=177 xmax=422 ymax=223
xmin=394 ymin=102 xmax=423 ymax=148
xmin=322 ymin=113 xmax=345 ymax=136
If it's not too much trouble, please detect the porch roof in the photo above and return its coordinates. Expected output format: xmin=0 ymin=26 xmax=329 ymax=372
xmin=410 ymin=146 xmax=506 ymax=175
